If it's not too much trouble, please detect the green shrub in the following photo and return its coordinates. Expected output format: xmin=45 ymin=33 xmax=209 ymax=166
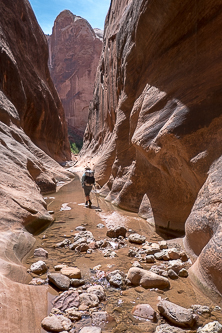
xmin=70 ymin=142 xmax=79 ymax=154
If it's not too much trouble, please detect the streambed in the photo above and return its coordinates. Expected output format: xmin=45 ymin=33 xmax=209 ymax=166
xmin=25 ymin=173 xmax=222 ymax=333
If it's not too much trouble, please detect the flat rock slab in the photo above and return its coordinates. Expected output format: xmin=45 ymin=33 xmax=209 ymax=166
xmin=132 ymin=304 xmax=157 ymax=321
xmin=127 ymin=267 xmax=170 ymax=290
xmin=197 ymin=321 xmax=222 ymax=333
xmin=61 ymin=266 xmax=81 ymax=279
xmin=129 ymin=233 xmax=146 ymax=244
xmin=158 ymin=299 xmax=196 ymax=328
xmin=155 ymin=324 xmax=186 ymax=333
xmin=48 ymin=273 xmax=70 ymax=290
xmin=41 ymin=314 xmax=72 ymax=332
xmin=53 ymin=290 xmax=80 ymax=311
xmin=79 ymin=327 xmax=102 ymax=333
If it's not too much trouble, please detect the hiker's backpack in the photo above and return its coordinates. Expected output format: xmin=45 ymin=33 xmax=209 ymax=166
xmin=84 ymin=170 xmax=95 ymax=186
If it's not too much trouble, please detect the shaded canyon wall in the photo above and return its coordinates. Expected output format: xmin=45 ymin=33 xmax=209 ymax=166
xmin=0 ymin=1 xmax=73 ymax=331
xmin=48 ymin=10 xmax=103 ymax=139
xmin=80 ymin=0 xmax=222 ymax=300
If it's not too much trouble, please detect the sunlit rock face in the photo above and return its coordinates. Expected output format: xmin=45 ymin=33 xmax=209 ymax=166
xmin=80 ymin=0 xmax=222 ymax=298
xmin=48 ymin=10 xmax=103 ymax=137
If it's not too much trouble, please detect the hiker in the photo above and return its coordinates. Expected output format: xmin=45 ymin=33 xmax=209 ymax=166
xmin=82 ymin=167 xmax=95 ymax=208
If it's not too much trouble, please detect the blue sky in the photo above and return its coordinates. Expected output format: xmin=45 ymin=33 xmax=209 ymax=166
xmin=29 ymin=0 xmax=111 ymax=34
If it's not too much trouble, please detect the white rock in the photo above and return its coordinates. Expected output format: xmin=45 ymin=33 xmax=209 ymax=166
xmin=30 ymin=260 xmax=47 ymax=275
xmin=197 ymin=321 xmax=222 ymax=333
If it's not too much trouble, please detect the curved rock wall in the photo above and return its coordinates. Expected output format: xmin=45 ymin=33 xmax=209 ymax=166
xmin=48 ymin=10 xmax=103 ymax=136
xmin=81 ymin=0 xmax=222 ymax=234
xmin=0 ymin=0 xmax=73 ymax=331
xmin=80 ymin=0 xmax=222 ymax=301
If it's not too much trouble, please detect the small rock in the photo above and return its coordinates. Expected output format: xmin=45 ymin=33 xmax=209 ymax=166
xmin=75 ymin=226 xmax=86 ymax=231
xmin=103 ymin=249 xmax=117 ymax=257
xmin=128 ymin=248 xmax=137 ymax=257
xmin=54 ymin=264 xmax=68 ymax=271
xmin=132 ymin=304 xmax=157 ymax=322
xmin=168 ymin=259 xmax=185 ymax=273
xmin=75 ymin=243 xmax=89 ymax=252
xmin=29 ymin=278 xmax=46 ymax=285
xmin=155 ymin=324 xmax=186 ymax=333
xmin=178 ymin=268 xmax=188 ymax=277
xmin=146 ymin=255 xmax=155 ymax=263
xmin=79 ymin=327 xmax=101 ymax=333
xmin=180 ymin=251 xmax=189 ymax=262
xmin=48 ymin=273 xmax=70 ymax=291
xmin=191 ymin=305 xmax=211 ymax=315
xmin=168 ymin=269 xmax=178 ymax=280
xmin=91 ymin=311 xmax=107 ymax=325
xmin=61 ymin=267 xmax=81 ymax=279
xmin=142 ymin=244 xmax=160 ymax=255
xmin=73 ymin=231 xmax=95 ymax=243
xmin=127 ymin=267 xmax=170 ymax=290
xmin=53 ymin=290 xmax=80 ymax=311
xmin=154 ymin=251 xmax=165 ymax=260
xmin=107 ymin=270 xmax=126 ymax=288
xmin=168 ymin=248 xmax=181 ymax=260
xmin=87 ymin=285 xmax=106 ymax=301
xmin=197 ymin=321 xmax=222 ymax=333
xmin=79 ymin=293 xmax=100 ymax=309
xmin=106 ymin=226 xmax=127 ymax=238
xmin=158 ymin=299 xmax=197 ymax=328
xmin=30 ymin=260 xmax=47 ymax=275
xmin=70 ymin=279 xmax=85 ymax=287
xmin=55 ymin=239 xmax=71 ymax=248
xmin=132 ymin=261 xmax=143 ymax=268
xmin=65 ymin=307 xmax=82 ymax=321
xmin=34 ymin=248 xmax=48 ymax=258
xmin=129 ymin=233 xmax=146 ymax=244
xmin=97 ymin=223 xmax=105 ymax=229
xmin=41 ymin=315 xmax=72 ymax=332
xmin=159 ymin=241 xmax=168 ymax=250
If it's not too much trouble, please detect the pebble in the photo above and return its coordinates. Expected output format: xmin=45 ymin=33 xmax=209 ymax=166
xmin=145 ymin=255 xmax=155 ymax=263
xmin=197 ymin=321 xmax=222 ymax=332
xmin=106 ymin=226 xmax=127 ymax=238
xmin=107 ymin=270 xmax=126 ymax=288
xmin=97 ymin=223 xmax=105 ymax=229
xmin=168 ymin=269 xmax=178 ymax=280
xmin=70 ymin=279 xmax=85 ymax=287
xmin=178 ymin=268 xmax=189 ymax=277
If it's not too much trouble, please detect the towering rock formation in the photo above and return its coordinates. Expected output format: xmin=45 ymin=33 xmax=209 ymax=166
xmin=80 ymin=0 xmax=222 ymax=301
xmin=48 ymin=10 xmax=103 ymax=139
xmin=0 ymin=0 xmax=72 ymax=331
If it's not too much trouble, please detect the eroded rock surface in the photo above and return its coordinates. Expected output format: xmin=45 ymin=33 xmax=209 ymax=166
xmin=48 ymin=10 xmax=103 ymax=135
xmin=79 ymin=0 xmax=222 ymax=303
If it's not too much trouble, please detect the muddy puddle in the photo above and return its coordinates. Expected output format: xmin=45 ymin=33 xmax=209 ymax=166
xmin=24 ymin=173 xmax=222 ymax=332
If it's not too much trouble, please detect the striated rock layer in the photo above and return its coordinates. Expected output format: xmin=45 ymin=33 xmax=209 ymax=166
xmin=80 ymin=0 xmax=222 ymax=300
xmin=48 ymin=10 xmax=103 ymax=136
xmin=0 ymin=0 xmax=72 ymax=331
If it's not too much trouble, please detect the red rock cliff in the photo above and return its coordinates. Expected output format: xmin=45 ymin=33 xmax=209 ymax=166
xmin=80 ymin=0 xmax=222 ymax=300
xmin=0 ymin=0 xmax=73 ymax=331
xmin=48 ymin=10 xmax=103 ymax=136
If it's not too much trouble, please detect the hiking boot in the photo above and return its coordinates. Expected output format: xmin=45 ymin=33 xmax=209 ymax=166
xmin=85 ymin=201 xmax=88 ymax=207
xmin=88 ymin=200 xmax=92 ymax=208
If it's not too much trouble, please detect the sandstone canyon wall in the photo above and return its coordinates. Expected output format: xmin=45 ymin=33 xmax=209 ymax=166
xmin=48 ymin=10 xmax=103 ymax=141
xmin=0 ymin=0 xmax=72 ymax=331
xmin=80 ymin=0 xmax=222 ymax=300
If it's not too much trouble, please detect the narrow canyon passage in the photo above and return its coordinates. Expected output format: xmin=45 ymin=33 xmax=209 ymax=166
xmin=25 ymin=173 xmax=222 ymax=333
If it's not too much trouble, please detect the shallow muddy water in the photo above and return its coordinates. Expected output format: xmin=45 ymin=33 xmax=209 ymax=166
xmin=25 ymin=173 xmax=222 ymax=333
